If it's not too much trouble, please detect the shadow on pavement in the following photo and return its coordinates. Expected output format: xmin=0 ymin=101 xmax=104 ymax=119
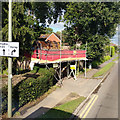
xmin=21 ymin=107 xmax=80 ymax=120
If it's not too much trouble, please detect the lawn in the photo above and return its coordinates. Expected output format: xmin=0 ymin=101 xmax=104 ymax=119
xmin=93 ymin=62 xmax=115 ymax=78
xmin=112 ymin=56 xmax=120 ymax=61
xmin=39 ymin=96 xmax=86 ymax=120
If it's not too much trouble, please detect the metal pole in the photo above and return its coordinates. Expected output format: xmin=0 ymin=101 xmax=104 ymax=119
xmin=60 ymin=31 xmax=62 ymax=83
xmin=75 ymin=41 xmax=77 ymax=80
xmin=85 ymin=60 xmax=86 ymax=78
xmin=8 ymin=0 xmax=12 ymax=117
xmin=110 ymin=44 xmax=111 ymax=56
xmin=85 ymin=42 xmax=87 ymax=78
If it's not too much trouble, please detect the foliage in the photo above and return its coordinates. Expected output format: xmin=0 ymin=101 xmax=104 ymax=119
xmin=63 ymin=2 xmax=120 ymax=60
xmin=2 ymin=57 xmax=8 ymax=71
xmin=45 ymin=28 xmax=53 ymax=34
xmin=2 ymin=68 xmax=55 ymax=114
xmin=92 ymin=60 xmax=101 ymax=68
xmin=92 ymin=55 xmax=111 ymax=68
xmin=105 ymin=46 xmax=110 ymax=56
xmin=2 ymin=86 xmax=8 ymax=114
xmin=2 ymin=2 xmax=65 ymax=71
xmin=104 ymin=55 xmax=111 ymax=61
xmin=2 ymin=69 xmax=8 ymax=75
xmin=114 ymin=46 xmax=118 ymax=53
xmin=93 ymin=62 xmax=115 ymax=77
xmin=111 ymin=46 xmax=115 ymax=57
xmin=30 ymin=65 xmax=40 ymax=73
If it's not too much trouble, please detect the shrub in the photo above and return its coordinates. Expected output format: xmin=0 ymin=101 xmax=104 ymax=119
xmin=15 ymin=68 xmax=55 ymax=107
xmin=111 ymin=46 xmax=115 ymax=57
xmin=100 ymin=57 xmax=105 ymax=64
xmin=2 ymin=68 xmax=56 ymax=114
xmin=114 ymin=46 xmax=118 ymax=53
xmin=30 ymin=65 xmax=40 ymax=73
xmin=92 ymin=60 xmax=101 ymax=68
xmin=2 ymin=86 xmax=8 ymax=114
xmin=104 ymin=56 xmax=111 ymax=61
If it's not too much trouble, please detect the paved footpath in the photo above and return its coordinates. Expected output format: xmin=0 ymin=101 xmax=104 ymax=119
xmin=17 ymin=55 xmax=117 ymax=119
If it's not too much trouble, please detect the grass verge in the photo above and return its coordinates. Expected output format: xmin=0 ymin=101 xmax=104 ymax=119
xmin=39 ymin=96 xmax=86 ymax=120
xmin=112 ymin=56 xmax=120 ymax=61
xmin=93 ymin=62 xmax=115 ymax=78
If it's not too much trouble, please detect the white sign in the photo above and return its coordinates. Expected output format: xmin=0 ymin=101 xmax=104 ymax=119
xmin=0 ymin=42 xmax=9 ymax=57
xmin=0 ymin=42 xmax=19 ymax=57
xmin=53 ymin=63 xmax=58 ymax=68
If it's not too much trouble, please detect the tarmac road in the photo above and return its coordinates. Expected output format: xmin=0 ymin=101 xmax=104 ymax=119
xmin=78 ymin=60 xmax=119 ymax=119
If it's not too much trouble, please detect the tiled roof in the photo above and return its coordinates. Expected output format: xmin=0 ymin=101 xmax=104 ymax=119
xmin=39 ymin=34 xmax=50 ymax=39
xmin=39 ymin=33 xmax=61 ymax=42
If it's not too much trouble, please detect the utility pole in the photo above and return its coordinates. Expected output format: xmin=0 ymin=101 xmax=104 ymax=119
xmin=8 ymin=0 xmax=12 ymax=117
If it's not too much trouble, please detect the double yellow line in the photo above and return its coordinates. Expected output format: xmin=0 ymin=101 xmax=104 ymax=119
xmin=79 ymin=94 xmax=98 ymax=120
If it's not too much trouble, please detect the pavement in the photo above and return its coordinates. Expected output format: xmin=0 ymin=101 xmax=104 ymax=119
xmin=75 ymin=58 xmax=119 ymax=119
xmin=17 ymin=54 xmax=118 ymax=119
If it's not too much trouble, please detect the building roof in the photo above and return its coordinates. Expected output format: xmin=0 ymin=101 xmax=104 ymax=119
xmin=39 ymin=33 xmax=61 ymax=42
xmin=39 ymin=34 xmax=50 ymax=39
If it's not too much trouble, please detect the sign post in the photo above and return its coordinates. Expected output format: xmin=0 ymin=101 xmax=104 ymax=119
xmin=8 ymin=0 xmax=12 ymax=117
xmin=0 ymin=1 xmax=19 ymax=117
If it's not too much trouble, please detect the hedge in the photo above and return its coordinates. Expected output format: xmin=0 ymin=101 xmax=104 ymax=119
xmin=92 ymin=60 xmax=101 ymax=68
xmin=104 ymin=56 xmax=111 ymax=61
xmin=92 ymin=55 xmax=111 ymax=68
xmin=2 ymin=68 xmax=55 ymax=114
xmin=111 ymin=46 xmax=115 ymax=57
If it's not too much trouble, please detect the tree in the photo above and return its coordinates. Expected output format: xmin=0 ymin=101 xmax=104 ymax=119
xmin=63 ymin=2 xmax=120 ymax=60
xmin=2 ymin=2 xmax=66 ymax=72
xmin=45 ymin=28 xmax=53 ymax=34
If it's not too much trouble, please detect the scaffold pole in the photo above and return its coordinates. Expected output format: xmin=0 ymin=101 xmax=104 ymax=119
xmin=59 ymin=31 xmax=62 ymax=84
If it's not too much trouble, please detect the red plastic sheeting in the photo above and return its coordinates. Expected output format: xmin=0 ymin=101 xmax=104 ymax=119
xmin=31 ymin=50 xmax=86 ymax=61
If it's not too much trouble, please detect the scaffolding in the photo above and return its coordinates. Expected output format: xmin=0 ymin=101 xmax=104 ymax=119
xmin=30 ymin=48 xmax=87 ymax=83
xmin=30 ymin=33 xmax=88 ymax=83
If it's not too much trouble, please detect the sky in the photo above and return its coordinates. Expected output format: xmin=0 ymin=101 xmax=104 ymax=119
xmin=49 ymin=22 xmax=65 ymax=32
xmin=110 ymin=26 xmax=119 ymax=45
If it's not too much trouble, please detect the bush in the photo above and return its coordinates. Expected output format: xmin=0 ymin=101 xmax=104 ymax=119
xmin=30 ymin=65 xmax=40 ymax=73
xmin=2 ymin=68 xmax=56 ymax=114
xmin=114 ymin=46 xmax=118 ymax=53
xmin=111 ymin=46 xmax=115 ymax=57
xmin=100 ymin=57 xmax=105 ymax=64
xmin=92 ymin=60 xmax=101 ymax=68
xmin=104 ymin=56 xmax=111 ymax=61
xmin=2 ymin=86 xmax=8 ymax=114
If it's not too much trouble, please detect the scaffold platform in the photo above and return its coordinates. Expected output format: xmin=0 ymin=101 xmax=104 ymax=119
xmin=31 ymin=49 xmax=87 ymax=64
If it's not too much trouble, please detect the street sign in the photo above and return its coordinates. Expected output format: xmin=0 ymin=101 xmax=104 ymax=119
xmin=8 ymin=42 xmax=19 ymax=57
xmin=0 ymin=42 xmax=9 ymax=56
xmin=0 ymin=42 xmax=19 ymax=57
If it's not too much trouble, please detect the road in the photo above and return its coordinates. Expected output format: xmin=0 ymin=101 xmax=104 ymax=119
xmin=78 ymin=60 xmax=118 ymax=119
